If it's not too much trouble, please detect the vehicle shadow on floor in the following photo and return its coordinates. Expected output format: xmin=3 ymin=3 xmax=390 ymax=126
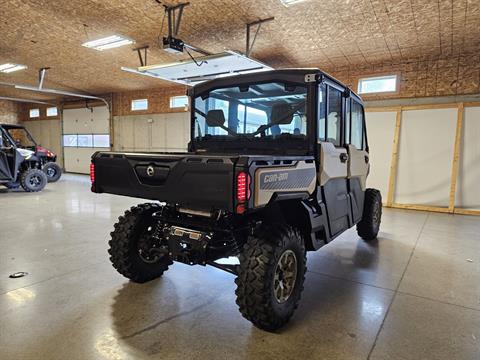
xmin=107 ymin=235 xmax=406 ymax=359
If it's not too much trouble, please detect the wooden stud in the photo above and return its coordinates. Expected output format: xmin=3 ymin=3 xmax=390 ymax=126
xmin=390 ymin=203 xmax=451 ymax=214
xmin=386 ymin=109 xmax=402 ymax=207
xmin=365 ymin=106 xmax=401 ymax=113
xmin=463 ymin=102 xmax=480 ymax=108
xmin=454 ymin=208 xmax=480 ymax=216
xmin=400 ymin=103 xmax=459 ymax=111
xmin=448 ymin=103 xmax=464 ymax=212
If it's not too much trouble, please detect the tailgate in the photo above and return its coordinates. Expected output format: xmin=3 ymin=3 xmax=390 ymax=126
xmin=92 ymin=152 xmax=237 ymax=212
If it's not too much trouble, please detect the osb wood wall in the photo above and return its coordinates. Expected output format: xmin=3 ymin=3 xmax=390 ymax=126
xmin=18 ymin=104 xmax=60 ymax=122
xmin=0 ymin=100 xmax=20 ymax=124
xmin=329 ymin=53 xmax=480 ymax=100
xmin=112 ymin=86 xmax=188 ymax=116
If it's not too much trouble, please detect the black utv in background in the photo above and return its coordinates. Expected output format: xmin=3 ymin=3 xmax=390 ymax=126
xmin=0 ymin=124 xmax=62 ymax=191
xmin=91 ymin=69 xmax=382 ymax=331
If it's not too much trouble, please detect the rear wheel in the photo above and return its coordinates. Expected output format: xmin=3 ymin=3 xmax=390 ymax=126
xmin=43 ymin=162 xmax=62 ymax=182
xmin=357 ymin=188 xmax=382 ymax=241
xmin=235 ymin=224 xmax=306 ymax=331
xmin=108 ymin=203 xmax=172 ymax=283
xmin=20 ymin=168 xmax=47 ymax=192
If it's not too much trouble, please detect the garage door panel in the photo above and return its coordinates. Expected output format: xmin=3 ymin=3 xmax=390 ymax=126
xmin=63 ymin=106 xmax=110 ymax=174
xmin=92 ymin=107 xmax=110 ymax=133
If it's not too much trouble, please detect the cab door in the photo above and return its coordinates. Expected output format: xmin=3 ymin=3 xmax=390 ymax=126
xmin=346 ymin=99 xmax=369 ymax=223
xmin=318 ymin=83 xmax=350 ymax=238
xmin=0 ymin=129 xmax=14 ymax=181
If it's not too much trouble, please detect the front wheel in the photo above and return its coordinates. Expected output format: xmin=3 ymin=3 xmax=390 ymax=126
xmin=108 ymin=203 xmax=172 ymax=283
xmin=357 ymin=188 xmax=382 ymax=241
xmin=235 ymin=224 xmax=306 ymax=331
xmin=43 ymin=162 xmax=62 ymax=182
xmin=20 ymin=168 xmax=47 ymax=192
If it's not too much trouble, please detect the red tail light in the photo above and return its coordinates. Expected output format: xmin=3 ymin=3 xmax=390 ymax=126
xmin=90 ymin=163 xmax=95 ymax=184
xmin=236 ymin=172 xmax=247 ymax=202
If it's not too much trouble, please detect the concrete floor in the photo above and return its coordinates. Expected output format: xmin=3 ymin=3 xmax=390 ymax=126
xmin=0 ymin=174 xmax=479 ymax=360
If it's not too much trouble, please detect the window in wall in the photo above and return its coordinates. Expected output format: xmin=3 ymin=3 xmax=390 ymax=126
xmin=170 ymin=95 xmax=189 ymax=108
xmin=326 ymin=87 xmax=342 ymax=146
xmin=29 ymin=108 xmax=40 ymax=118
xmin=350 ymin=101 xmax=364 ymax=149
xmin=93 ymin=134 xmax=110 ymax=148
xmin=318 ymin=84 xmax=326 ymax=141
xmin=46 ymin=107 xmax=58 ymax=117
xmin=77 ymin=134 xmax=93 ymax=147
xmin=358 ymin=75 xmax=397 ymax=94
xmin=131 ymin=99 xmax=148 ymax=111
xmin=63 ymin=135 xmax=78 ymax=147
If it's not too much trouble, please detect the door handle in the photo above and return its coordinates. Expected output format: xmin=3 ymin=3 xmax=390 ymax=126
xmin=339 ymin=153 xmax=349 ymax=163
xmin=365 ymin=156 xmax=369 ymax=164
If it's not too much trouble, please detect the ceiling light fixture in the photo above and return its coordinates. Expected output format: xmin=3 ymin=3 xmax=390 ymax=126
xmin=82 ymin=35 xmax=134 ymax=51
xmin=279 ymin=0 xmax=307 ymax=6
xmin=0 ymin=63 xmax=27 ymax=73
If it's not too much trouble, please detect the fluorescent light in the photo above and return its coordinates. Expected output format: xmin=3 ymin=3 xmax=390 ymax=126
xmin=82 ymin=35 xmax=134 ymax=51
xmin=280 ymin=0 xmax=307 ymax=6
xmin=0 ymin=63 xmax=27 ymax=73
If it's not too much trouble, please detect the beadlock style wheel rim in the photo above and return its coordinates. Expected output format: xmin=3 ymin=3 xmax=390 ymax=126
xmin=29 ymin=175 xmax=42 ymax=187
xmin=47 ymin=167 xmax=56 ymax=177
xmin=274 ymin=250 xmax=298 ymax=303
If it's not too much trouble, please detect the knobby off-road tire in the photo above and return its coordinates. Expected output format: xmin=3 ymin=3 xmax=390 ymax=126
xmin=108 ymin=203 xmax=172 ymax=283
xmin=43 ymin=162 xmax=62 ymax=182
xmin=235 ymin=224 xmax=307 ymax=331
xmin=357 ymin=188 xmax=382 ymax=241
xmin=20 ymin=168 xmax=47 ymax=192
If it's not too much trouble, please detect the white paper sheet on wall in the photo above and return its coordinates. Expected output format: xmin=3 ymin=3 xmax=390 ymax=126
xmin=456 ymin=106 xmax=480 ymax=210
xmin=395 ymin=108 xmax=457 ymax=207
xmin=365 ymin=111 xmax=397 ymax=201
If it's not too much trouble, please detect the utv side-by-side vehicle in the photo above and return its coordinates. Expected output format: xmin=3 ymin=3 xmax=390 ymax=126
xmin=91 ymin=69 xmax=382 ymax=331
xmin=0 ymin=124 xmax=62 ymax=192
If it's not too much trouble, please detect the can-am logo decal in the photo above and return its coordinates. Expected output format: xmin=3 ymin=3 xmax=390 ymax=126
xmin=259 ymin=168 xmax=315 ymax=190
xmin=263 ymin=173 xmax=289 ymax=183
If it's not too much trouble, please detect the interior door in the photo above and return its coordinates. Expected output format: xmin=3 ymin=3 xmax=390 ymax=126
xmin=347 ymin=100 xmax=369 ymax=223
xmin=318 ymin=85 xmax=350 ymax=237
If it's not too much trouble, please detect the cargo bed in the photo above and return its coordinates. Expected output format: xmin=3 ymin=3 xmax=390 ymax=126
xmin=91 ymin=152 xmax=238 ymax=212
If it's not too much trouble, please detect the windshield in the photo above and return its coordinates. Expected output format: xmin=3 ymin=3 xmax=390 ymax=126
xmin=194 ymin=82 xmax=307 ymax=140
xmin=5 ymin=128 xmax=36 ymax=148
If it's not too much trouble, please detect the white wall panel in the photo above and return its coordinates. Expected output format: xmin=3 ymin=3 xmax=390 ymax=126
xmin=395 ymin=108 xmax=457 ymax=206
xmin=113 ymin=112 xmax=189 ymax=152
xmin=456 ymin=106 xmax=480 ymax=209
xmin=151 ymin=115 xmax=167 ymax=150
xmin=365 ymin=111 xmax=397 ymax=200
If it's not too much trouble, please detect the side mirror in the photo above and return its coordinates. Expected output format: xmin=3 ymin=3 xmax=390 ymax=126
xmin=206 ymin=110 xmax=226 ymax=127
